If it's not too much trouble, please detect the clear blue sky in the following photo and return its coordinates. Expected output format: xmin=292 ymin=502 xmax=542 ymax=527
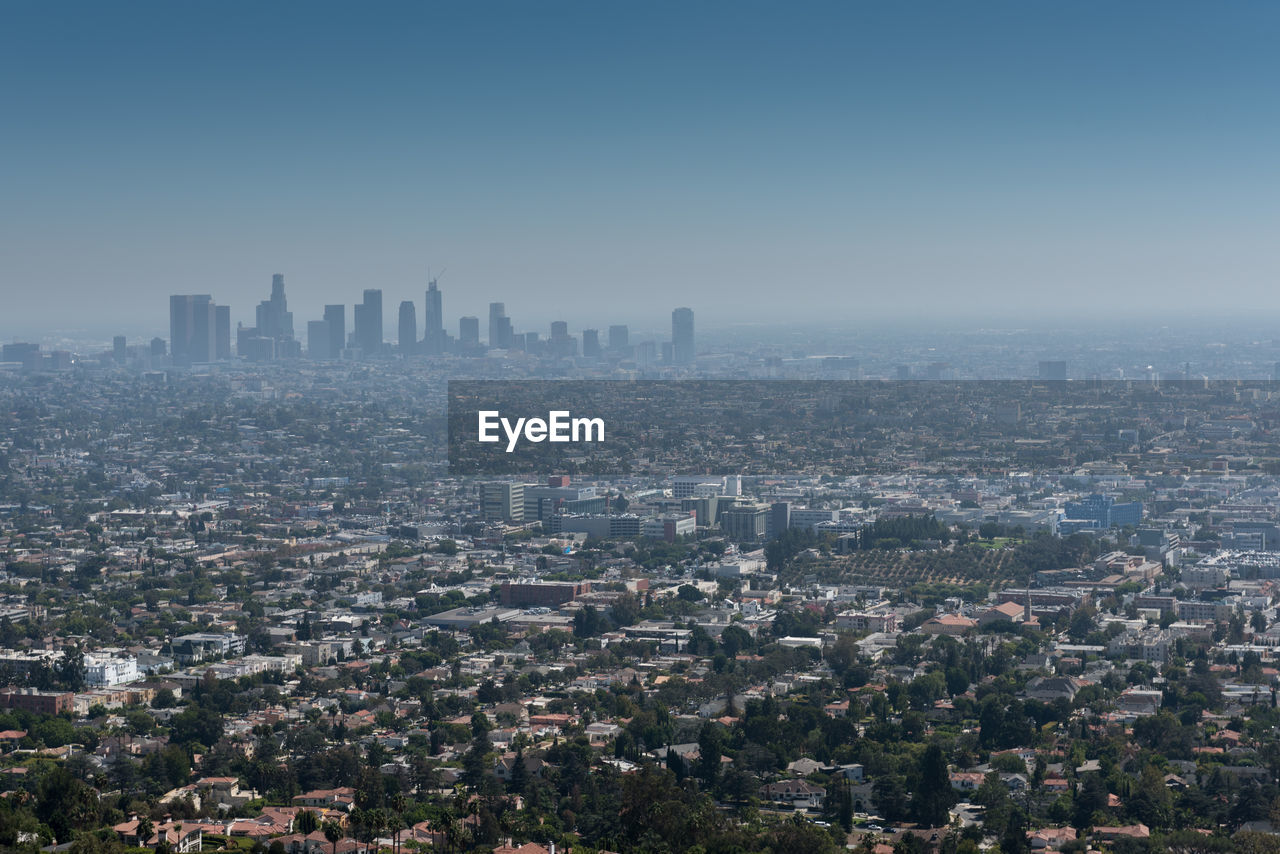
xmin=2 ymin=1 xmax=1279 ymax=338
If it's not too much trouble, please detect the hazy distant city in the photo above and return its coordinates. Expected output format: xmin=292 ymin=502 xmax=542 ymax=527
xmin=9 ymin=2 xmax=1280 ymax=854
xmin=7 ymin=272 xmax=1280 ymax=384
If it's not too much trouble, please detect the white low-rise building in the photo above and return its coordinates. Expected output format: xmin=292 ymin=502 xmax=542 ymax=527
xmin=84 ymin=653 xmax=139 ymax=687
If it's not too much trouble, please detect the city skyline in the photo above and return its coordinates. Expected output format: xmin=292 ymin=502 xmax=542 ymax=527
xmin=5 ymin=2 xmax=1280 ymax=335
xmin=161 ymin=273 xmax=698 ymax=364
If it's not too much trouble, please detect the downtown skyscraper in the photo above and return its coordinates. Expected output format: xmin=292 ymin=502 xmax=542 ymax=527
xmin=398 ymin=300 xmax=417 ymax=354
xmin=672 ymin=307 xmax=694 ymax=366
xmin=169 ymin=294 xmax=228 ymax=365
xmin=489 ymin=302 xmax=513 ymax=350
xmin=255 ymin=274 xmax=294 ymax=342
xmin=423 ymin=278 xmax=445 ymax=354
xmin=354 ymin=289 xmax=383 ymax=355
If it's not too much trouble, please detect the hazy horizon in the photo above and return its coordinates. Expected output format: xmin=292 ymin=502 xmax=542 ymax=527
xmin=4 ymin=2 xmax=1280 ymax=336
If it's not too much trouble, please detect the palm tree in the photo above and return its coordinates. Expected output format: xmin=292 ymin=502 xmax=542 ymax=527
xmin=136 ymin=815 xmax=155 ymax=847
xmin=324 ymin=819 xmax=343 ymax=854
xmin=391 ymin=793 xmax=408 ymax=854
xmin=441 ymin=813 xmax=463 ymax=854
xmin=365 ymin=807 xmax=386 ymax=854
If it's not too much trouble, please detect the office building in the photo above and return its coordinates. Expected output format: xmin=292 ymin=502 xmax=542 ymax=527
xmin=489 ymin=302 xmax=513 ymax=349
xmin=683 ymin=495 xmax=721 ymax=527
xmin=642 ymin=514 xmax=697 ymax=542
xmin=255 ymin=274 xmax=295 ymax=341
xmin=234 ymin=275 xmax=297 ymax=361
xmin=2 ymin=342 xmax=38 ymax=364
xmin=323 ymin=304 xmax=345 ymax=358
xmin=113 ymin=336 xmax=127 ymax=362
xmin=482 ymin=482 xmax=525 ymax=523
xmin=672 ymin=307 xmax=694 ymax=365
xmin=355 ymin=289 xmax=383 ymax=354
xmin=237 ymin=325 xmax=276 ymax=362
xmin=550 ymin=320 xmax=576 ymax=357
xmin=424 ymin=278 xmax=445 ymax=353
xmin=582 ymin=328 xmax=601 ymax=358
xmin=769 ymin=501 xmax=791 ymax=539
xmin=672 ymin=475 xmax=725 ymax=499
xmin=1063 ymin=494 xmax=1144 ymax=530
xmin=307 ymin=320 xmax=333 ymax=359
xmin=169 ymin=294 xmax=217 ymax=365
xmin=214 ymin=305 xmax=231 ymax=360
xmin=459 ymin=316 xmax=480 ymax=350
xmin=398 ymin=300 xmax=417 ymax=354
xmin=720 ymin=504 xmax=769 ymax=542
xmin=500 ymin=581 xmax=590 ymax=608
xmin=523 ymin=480 xmax=605 ymax=521
xmin=546 ymin=513 xmax=642 ymax=538
xmin=608 ymin=325 xmax=629 ymax=351
xmin=635 ymin=340 xmax=657 ymax=368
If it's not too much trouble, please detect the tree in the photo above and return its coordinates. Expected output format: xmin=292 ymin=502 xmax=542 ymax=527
xmin=324 ymin=821 xmax=344 ymax=854
xmin=874 ymin=774 xmax=910 ymax=823
xmin=297 ymin=810 xmax=320 ymax=835
xmin=1074 ymin=772 xmax=1108 ymax=830
xmin=677 ymin=584 xmax=705 ymax=603
xmin=1128 ymin=764 xmax=1172 ymax=828
xmin=136 ymin=816 xmax=155 ymax=846
xmin=697 ymin=721 xmax=724 ymax=786
xmin=914 ymin=743 xmax=955 ymax=828
xmin=509 ymin=746 xmax=528 ymax=794
xmin=57 ymin=644 xmax=87 ymax=691
xmin=391 ymin=792 xmax=408 ymax=854
xmin=974 ymin=772 xmax=1012 ymax=836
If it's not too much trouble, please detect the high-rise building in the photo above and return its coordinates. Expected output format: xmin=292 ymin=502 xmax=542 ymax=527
xmin=671 ymin=307 xmax=694 ymax=365
xmin=635 ymin=340 xmax=657 ymax=368
xmin=398 ymin=300 xmax=417 ymax=354
xmin=236 ymin=322 xmax=276 ymax=362
xmin=550 ymin=321 xmax=576 ymax=357
xmin=582 ymin=328 xmax=601 ymax=358
xmin=169 ymin=294 xmax=218 ymax=365
xmin=355 ymin=289 xmax=383 ymax=355
xmin=459 ymin=316 xmax=480 ymax=350
xmin=423 ymin=279 xmax=445 ymax=353
xmin=720 ymin=504 xmax=768 ymax=542
xmin=235 ymin=275 xmax=296 ymax=361
xmin=214 ymin=305 xmax=231 ymax=360
xmin=768 ymin=502 xmax=791 ymax=539
xmin=481 ymin=482 xmax=525 ymax=522
xmin=489 ymin=302 xmax=504 ymax=346
xmin=255 ymin=274 xmax=295 ymax=342
xmin=323 ymin=305 xmax=345 ymax=358
xmin=488 ymin=302 xmax=513 ymax=349
xmin=608 ymin=325 xmax=630 ymax=351
xmin=307 ymin=320 xmax=333 ymax=359
xmin=112 ymin=336 xmax=126 ymax=362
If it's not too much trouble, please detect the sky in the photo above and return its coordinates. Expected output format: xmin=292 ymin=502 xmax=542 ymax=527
xmin=2 ymin=1 xmax=1280 ymax=341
